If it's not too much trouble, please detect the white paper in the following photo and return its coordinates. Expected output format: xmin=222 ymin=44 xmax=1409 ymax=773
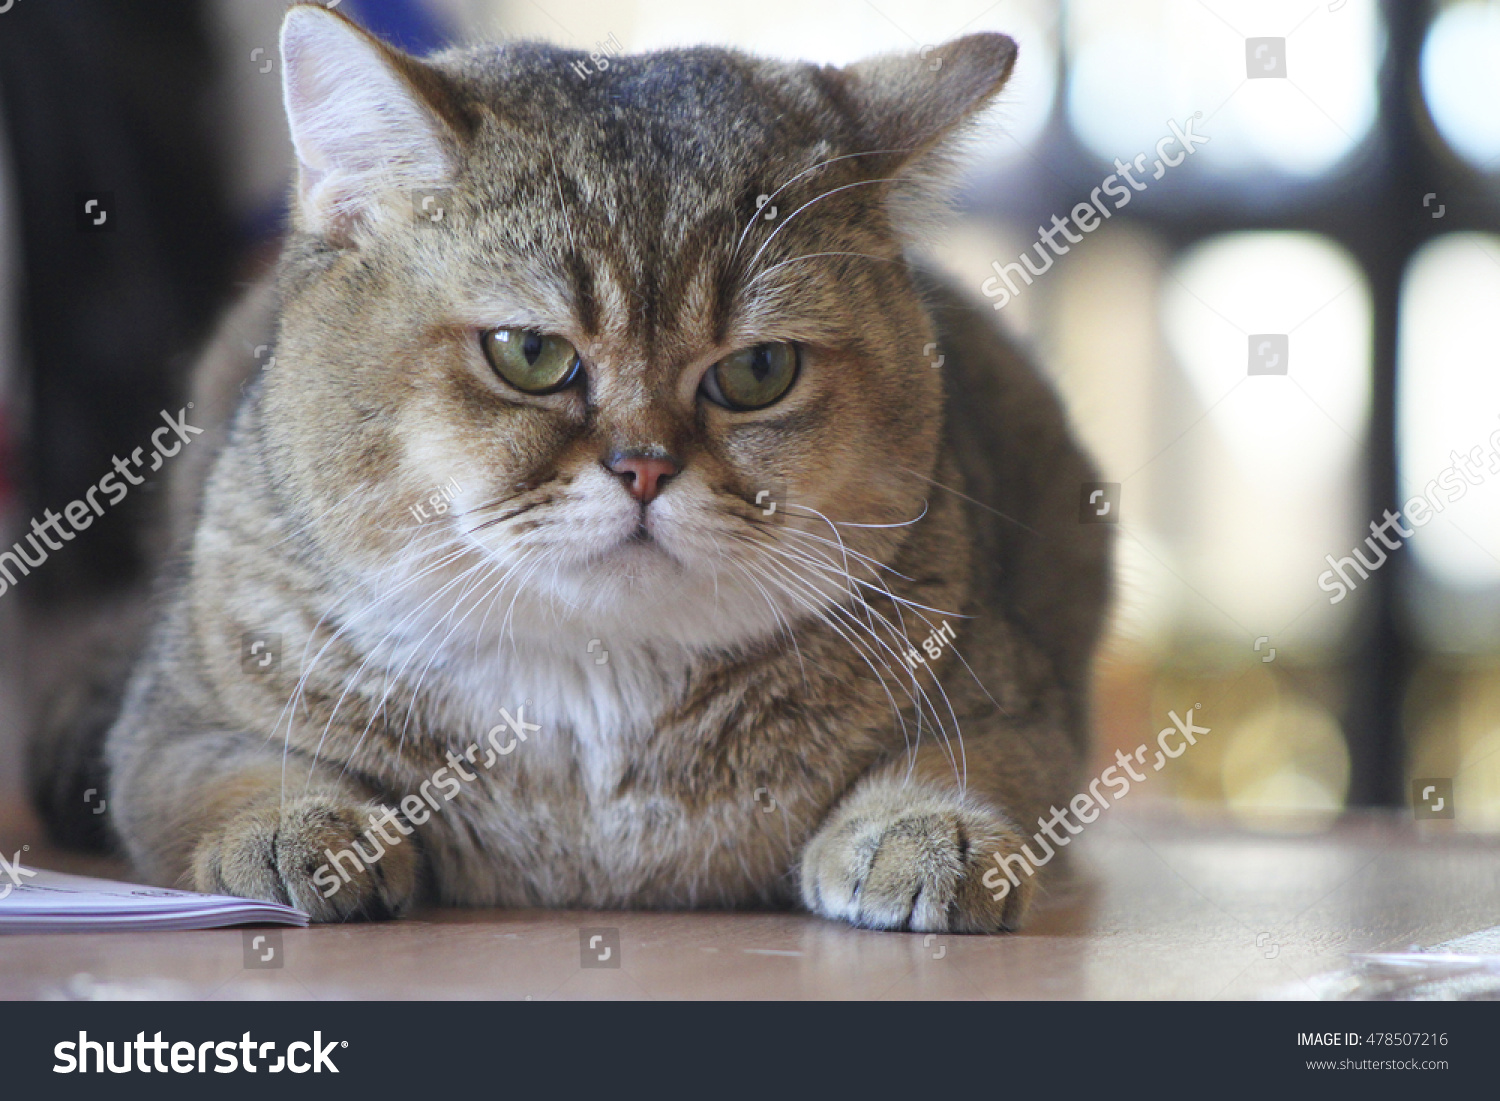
xmin=0 ymin=868 xmax=308 ymax=933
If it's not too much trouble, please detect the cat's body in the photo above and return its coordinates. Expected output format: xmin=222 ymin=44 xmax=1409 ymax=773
xmin=46 ymin=6 xmax=1110 ymax=931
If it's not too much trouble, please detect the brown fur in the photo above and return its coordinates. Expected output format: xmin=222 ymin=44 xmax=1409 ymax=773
xmin=50 ymin=7 xmax=1111 ymax=930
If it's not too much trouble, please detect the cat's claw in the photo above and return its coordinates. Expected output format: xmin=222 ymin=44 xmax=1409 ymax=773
xmin=191 ymin=796 xmax=419 ymax=922
xmin=799 ymin=792 xmax=1033 ymax=933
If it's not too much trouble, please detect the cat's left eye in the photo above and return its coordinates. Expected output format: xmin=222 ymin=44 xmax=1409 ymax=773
xmin=481 ymin=328 xmax=581 ymax=395
xmin=701 ymin=343 xmax=800 ymax=411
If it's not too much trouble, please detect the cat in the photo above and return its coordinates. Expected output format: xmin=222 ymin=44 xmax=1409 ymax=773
xmin=35 ymin=3 xmax=1111 ymax=932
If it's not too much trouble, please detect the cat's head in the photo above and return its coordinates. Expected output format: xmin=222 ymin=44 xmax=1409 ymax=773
xmin=262 ymin=4 xmax=1015 ymax=651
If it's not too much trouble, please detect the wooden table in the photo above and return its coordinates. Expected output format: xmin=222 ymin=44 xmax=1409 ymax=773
xmin=3 ymin=803 xmax=1498 ymax=1000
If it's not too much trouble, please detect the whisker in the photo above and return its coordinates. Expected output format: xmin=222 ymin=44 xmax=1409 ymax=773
xmin=784 ymin=498 xmax=930 ymax=530
xmin=378 ymin=552 xmax=532 ymax=775
xmin=499 ymin=549 xmax=552 ymax=659
xmin=299 ymin=551 xmax=495 ymax=789
xmin=743 ymin=177 xmax=908 ymax=285
xmin=732 ymin=552 xmax=919 ymax=759
xmin=735 ymin=533 xmax=971 ymax=789
xmin=743 ymin=517 xmax=917 ymax=583
xmin=275 ymin=530 xmax=474 ymax=804
xmin=718 ymin=545 xmax=809 ymax=687
xmin=894 ymin=466 xmax=1041 ymax=537
xmin=771 ymin=558 xmax=965 ymax=790
xmin=467 ymin=498 xmax=546 ymax=534
xmin=774 ymin=528 xmax=965 ymax=619
xmin=750 ymin=528 xmax=1012 ymax=730
xmin=731 ymin=147 xmax=912 ymax=258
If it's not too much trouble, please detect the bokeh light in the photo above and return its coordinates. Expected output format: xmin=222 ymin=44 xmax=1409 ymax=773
xmin=1066 ymin=0 xmax=1380 ymax=178
xmin=1160 ymin=231 xmax=1371 ymax=645
xmin=1421 ymin=0 xmax=1500 ymax=171
xmin=1397 ymin=233 xmax=1500 ymax=592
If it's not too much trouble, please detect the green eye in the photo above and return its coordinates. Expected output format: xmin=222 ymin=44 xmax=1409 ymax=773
xmin=702 ymin=343 xmax=800 ymax=411
xmin=481 ymin=328 xmax=581 ymax=394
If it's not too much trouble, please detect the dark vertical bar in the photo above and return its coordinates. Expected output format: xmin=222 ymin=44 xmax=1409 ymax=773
xmin=1343 ymin=0 xmax=1431 ymax=806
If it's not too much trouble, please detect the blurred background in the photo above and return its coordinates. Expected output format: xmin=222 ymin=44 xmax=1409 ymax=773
xmin=1 ymin=0 xmax=1498 ymax=836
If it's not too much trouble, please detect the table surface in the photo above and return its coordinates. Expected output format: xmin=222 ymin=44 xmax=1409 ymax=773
xmin=2 ymin=803 xmax=1497 ymax=1000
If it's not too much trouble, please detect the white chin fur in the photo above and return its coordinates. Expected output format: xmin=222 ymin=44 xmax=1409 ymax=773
xmin=382 ymin=475 xmax=849 ymax=654
xmin=360 ymin=518 xmax=843 ymax=660
xmin=325 ymin=506 xmax=854 ymax=755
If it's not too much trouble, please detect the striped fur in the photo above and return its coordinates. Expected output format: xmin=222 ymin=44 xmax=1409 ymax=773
xmin=55 ymin=6 xmax=1110 ymax=930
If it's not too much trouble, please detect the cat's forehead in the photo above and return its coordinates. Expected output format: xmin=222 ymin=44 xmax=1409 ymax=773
xmin=444 ymin=44 xmax=843 ymax=210
xmin=436 ymin=45 xmax=854 ymax=350
xmin=450 ymin=45 xmax=820 ymax=151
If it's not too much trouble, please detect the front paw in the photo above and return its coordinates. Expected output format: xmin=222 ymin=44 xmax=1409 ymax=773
xmin=799 ymin=789 xmax=1034 ymax=932
xmin=192 ymin=795 xmax=419 ymax=922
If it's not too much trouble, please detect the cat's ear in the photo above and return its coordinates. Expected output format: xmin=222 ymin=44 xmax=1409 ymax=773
xmin=840 ymin=33 xmax=1017 ymax=158
xmin=837 ymin=34 xmax=1017 ymax=236
xmin=280 ymin=4 xmax=460 ymax=239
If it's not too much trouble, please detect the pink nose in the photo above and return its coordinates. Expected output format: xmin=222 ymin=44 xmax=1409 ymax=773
xmin=606 ymin=453 xmax=680 ymax=505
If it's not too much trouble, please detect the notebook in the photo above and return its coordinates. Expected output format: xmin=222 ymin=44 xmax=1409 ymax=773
xmin=0 ymin=867 xmax=308 ymax=933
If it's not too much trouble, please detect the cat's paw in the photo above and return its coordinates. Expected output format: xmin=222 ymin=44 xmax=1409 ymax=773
xmin=191 ymin=795 xmax=419 ymax=922
xmin=799 ymin=789 xmax=1034 ymax=933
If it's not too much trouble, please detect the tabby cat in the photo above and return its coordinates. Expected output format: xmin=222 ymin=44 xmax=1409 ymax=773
xmin=41 ymin=3 xmax=1111 ymax=932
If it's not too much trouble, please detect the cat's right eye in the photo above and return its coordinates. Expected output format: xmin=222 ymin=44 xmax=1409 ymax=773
xmin=481 ymin=328 xmax=581 ymax=395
